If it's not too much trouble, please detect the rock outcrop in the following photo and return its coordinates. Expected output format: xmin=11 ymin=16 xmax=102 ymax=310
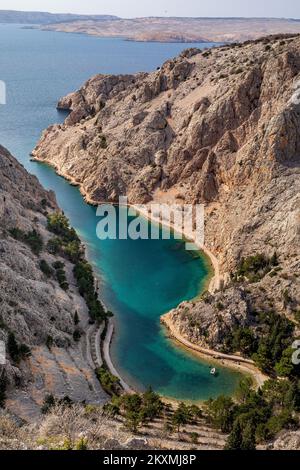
xmin=33 ymin=35 xmax=300 ymax=270
xmin=0 ymin=145 xmax=107 ymax=421
xmin=165 ymin=287 xmax=251 ymax=350
xmin=32 ymin=35 xmax=300 ymax=352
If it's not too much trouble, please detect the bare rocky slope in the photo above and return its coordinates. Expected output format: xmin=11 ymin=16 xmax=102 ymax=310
xmin=0 ymin=145 xmax=108 ymax=422
xmin=40 ymin=17 xmax=300 ymax=43
xmin=32 ymin=34 xmax=300 ymax=355
xmin=0 ymin=147 xmax=229 ymax=450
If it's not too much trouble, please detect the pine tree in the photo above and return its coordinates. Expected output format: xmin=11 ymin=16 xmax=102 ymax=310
xmin=0 ymin=374 xmax=7 ymax=408
xmin=225 ymin=421 xmax=243 ymax=450
xmin=74 ymin=311 xmax=80 ymax=326
xmin=241 ymin=422 xmax=256 ymax=450
xmin=7 ymin=332 xmax=19 ymax=363
xmin=271 ymin=251 xmax=279 ymax=267
xmin=172 ymin=403 xmax=190 ymax=432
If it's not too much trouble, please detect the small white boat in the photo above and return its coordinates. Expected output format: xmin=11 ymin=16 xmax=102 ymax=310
xmin=210 ymin=367 xmax=217 ymax=376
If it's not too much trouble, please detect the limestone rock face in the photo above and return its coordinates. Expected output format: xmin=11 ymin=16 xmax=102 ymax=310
xmin=0 ymin=146 xmax=107 ymax=421
xmin=166 ymin=288 xmax=250 ymax=350
xmin=32 ymin=35 xmax=300 ymax=274
xmin=32 ymin=35 xmax=300 ymax=355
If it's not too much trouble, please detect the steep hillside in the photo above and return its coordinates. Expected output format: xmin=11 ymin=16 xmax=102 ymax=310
xmin=33 ymin=35 xmax=300 ymax=268
xmin=0 ymin=145 xmax=108 ymax=421
xmin=32 ymin=34 xmax=300 ymax=367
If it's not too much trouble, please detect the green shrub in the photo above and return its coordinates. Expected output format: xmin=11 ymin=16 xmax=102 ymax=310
xmin=210 ymin=377 xmax=300 ymax=450
xmin=95 ymin=367 xmax=120 ymax=395
xmin=75 ymin=437 xmax=88 ymax=450
xmin=7 ymin=332 xmax=31 ymax=363
xmin=47 ymin=213 xmax=82 ymax=262
xmin=53 ymin=264 xmax=69 ymax=291
xmin=10 ymin=228 xmax=43 ymax=255
xmin=225 ymin=327 xmax=257 ymax=356
xmin=63 ymin=240 xmax=82 ymax=263
xmin=99 ymin=135 xmax=108 ymax=149
xmin=24 ymin=230 xmax=43 ymax=255
xmin=41 ymin=394 xmax=56 ymax=414
xmin=236 ymin=253 xmax=279 ymax=282
xmin=52 ymin=261 xmax=65 ymax=270
xmin=9 ymin=227 xmax=24 ymax=241
xmin=39 ymin=259 xmax=53 ymax=278
xmin=47 ymin=213 xmax=79 ymax=243
xmin=251 ymin=311 xmax=295 ymax=374
xmin=216 ymin=301 xmax=224 ymax=311
xmin=73 ymin=330 xmax=81 ymax=342
xmin=73 ymin=261 xmax=106 ymax=322
xmin=172 ymin=402 xmax=191 ymax=432
xmin=74 ymin=311 xmax=80 ymax=326
xmin=47 ymin=237 xmax=62 ymax=255
xmin=0 ymin=374 xmax=7 ymax=408
xmin=46 ymin=335 xmax=53 ymax=349
xmin=205 ymin=396 xmax=236 ymax=433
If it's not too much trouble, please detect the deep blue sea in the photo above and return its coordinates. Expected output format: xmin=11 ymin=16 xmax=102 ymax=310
xmin=0 ymin=24 xmax=242 ymax=400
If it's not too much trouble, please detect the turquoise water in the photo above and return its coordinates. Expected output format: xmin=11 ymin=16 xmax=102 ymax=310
xmin=0 ymin=24 xmax=242 ymax=400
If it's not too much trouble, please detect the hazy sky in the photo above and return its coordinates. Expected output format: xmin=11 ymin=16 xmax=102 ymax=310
xmin=1 ymin=0 xmax=300 ymax=19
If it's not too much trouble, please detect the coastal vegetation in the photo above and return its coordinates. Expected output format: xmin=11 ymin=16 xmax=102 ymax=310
xmin=234 ymin=253 xmax=279 ymax=283
xmin=0 ymin=398 xmax=206 ymax=450
xmin=9 ymin=228 xmax=43 ymax=255
xmin=52 ymin=261 xmax=69 ymax=291
xmin=7 ymin=332 xmax=31 ymax=364
xmin=103 ymin=389 xmax=204 ymax=435
xmin=205 ymin=377 xmax=300 ymax=450
xmin=39 ymin=259 xmax=53 ymax=278
xmin=47 ymin=212 xmax=82 ymax=263
xmin=105 ymin=389 xmax=165 ymax=433
xmin=41 ymin=394 xmax=74 ymax=415
xmin=1 ymin=377 xmax=298 ymax=449
xmin=47 ymin=212 xmax=108 ymax=322
xmin=95 ymin=367 xmax=120 ymax=396
xmin=73 ymin=261 xmax=107 ymax=323
xmin=39 ymin=258 xmax=69 ymax=290
xmin=224 ymin=310 xmax=298 ymax=377
xmin=0 ymin=376 xmax=6 ymax=408
xmin=1 ymin=30 xmax=300 ymax=451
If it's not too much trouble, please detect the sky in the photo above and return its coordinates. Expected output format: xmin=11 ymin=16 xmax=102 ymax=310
xmin=1 ymin=0 xmax=300 ymax=19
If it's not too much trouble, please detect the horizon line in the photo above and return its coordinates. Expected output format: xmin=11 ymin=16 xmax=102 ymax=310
xmin=0 ymin=9 xmax=300 ymax=21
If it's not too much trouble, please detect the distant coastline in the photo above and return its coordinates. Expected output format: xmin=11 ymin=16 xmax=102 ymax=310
xmin=34 ymin=16 xmax=300 ymax=44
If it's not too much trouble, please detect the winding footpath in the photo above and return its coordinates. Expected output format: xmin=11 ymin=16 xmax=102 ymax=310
xmin=103 ymin=320 xmax=132 ymax=392
xmin=161 ymin=313 xmax=268 ymax=389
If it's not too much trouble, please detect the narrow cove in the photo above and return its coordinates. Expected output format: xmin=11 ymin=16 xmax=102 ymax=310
xmin=0 ymin=24 xmax=243 ymax=401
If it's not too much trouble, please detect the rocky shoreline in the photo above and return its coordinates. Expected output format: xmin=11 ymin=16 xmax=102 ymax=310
xmin=161 ymin=312 xmax=268 ymax=389
xmin=31 ymin=34 xmax=300 ymax=399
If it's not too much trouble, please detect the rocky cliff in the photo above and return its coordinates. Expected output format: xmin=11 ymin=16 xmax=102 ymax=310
xmin=0 ymin=145 xmax=107 ymax=421
xmin=32 ymin=35 xmax=300 ymax=353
